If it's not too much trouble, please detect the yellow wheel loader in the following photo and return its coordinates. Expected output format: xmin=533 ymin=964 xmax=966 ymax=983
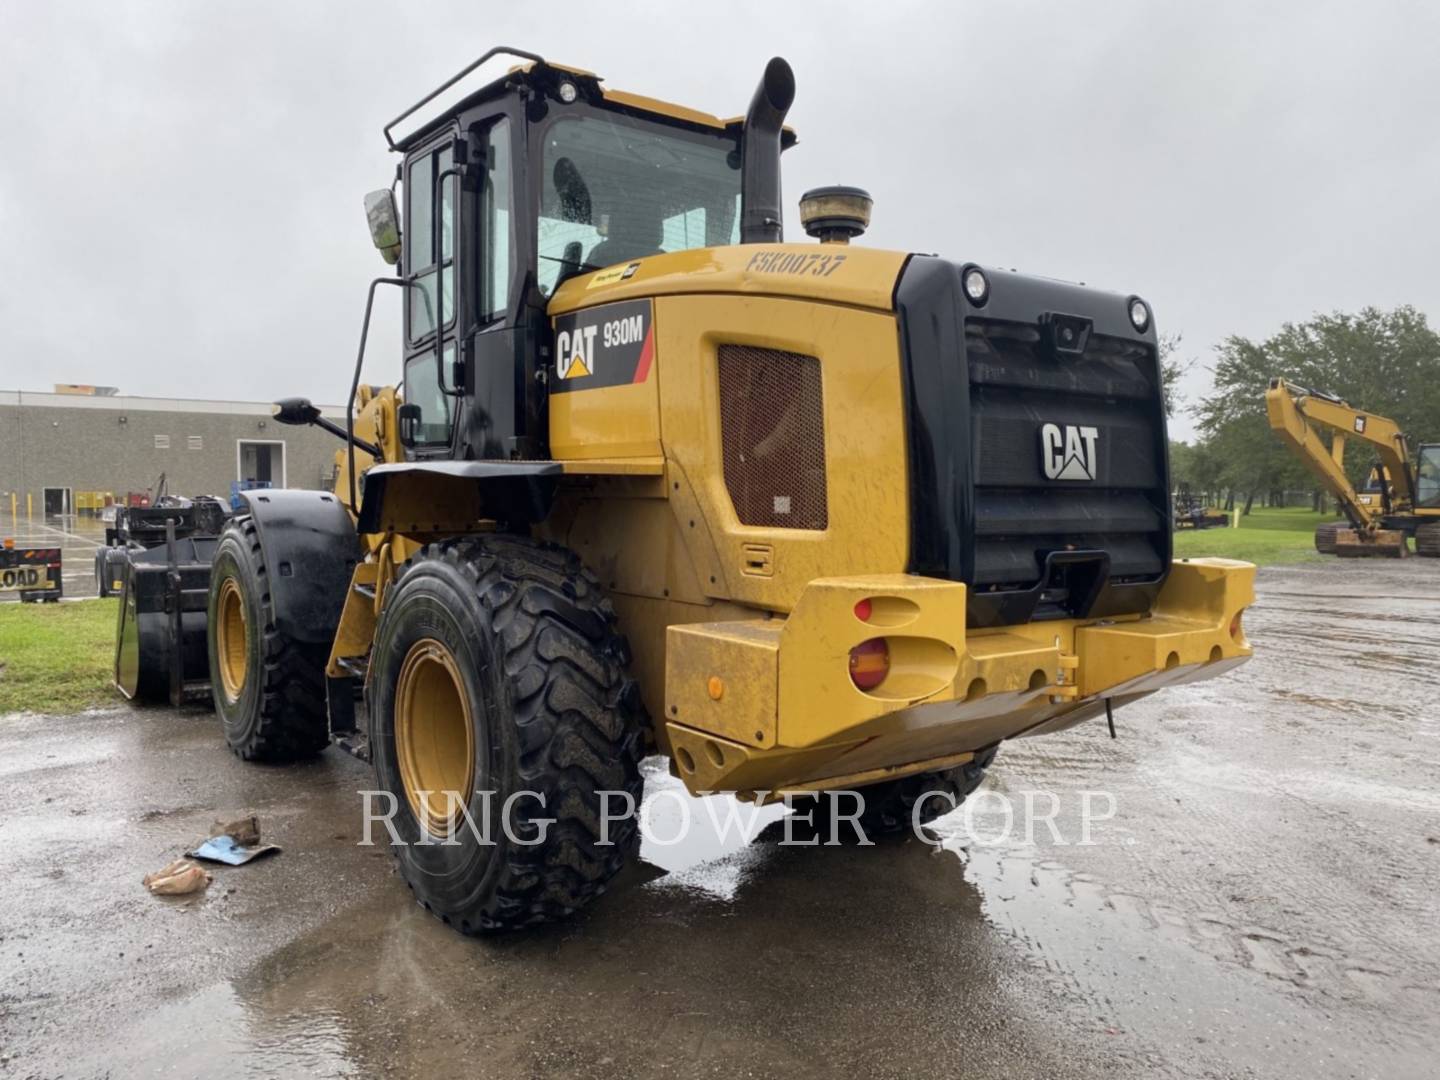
xmin=116 ymin=48 xmax=1255 ymax=933
xmin=1266 ymin=378 xmax=1440 ymax=557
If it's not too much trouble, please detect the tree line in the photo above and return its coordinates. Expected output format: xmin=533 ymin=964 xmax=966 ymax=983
xmin=1165 ymin=306 xmax=1440 ymax=512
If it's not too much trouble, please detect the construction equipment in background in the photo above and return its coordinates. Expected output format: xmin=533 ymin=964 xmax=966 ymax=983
xmin=1173 ymin=486 xmax=1229 ymax=530
xmin=119 ymin=48 xmax=1256 ymax=934
xmin=1266 ymin=377 xmax=1440 ymax=557
xmin=97 ymin=491 xmax=230 ymax=597
xmin=108 ymin=483 xmax=232 ymax=702
xmin=1 ymin=538 xmax=62 ymax=602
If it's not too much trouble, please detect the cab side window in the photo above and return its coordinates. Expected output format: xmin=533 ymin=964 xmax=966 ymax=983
xmin=407 ymin=144 xmax=455 ymax=341
xmin=479 ymin=117 xmax=513 ymax=322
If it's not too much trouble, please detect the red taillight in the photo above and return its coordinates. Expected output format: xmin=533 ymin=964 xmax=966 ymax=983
xmin=853 ymin=598 xmax=872 ymax=622
xmin=849 ymin=637 xmax=889 ymax=691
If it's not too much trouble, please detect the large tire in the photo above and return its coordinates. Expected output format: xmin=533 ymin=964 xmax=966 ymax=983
xmin=1417 ymin=522 xmax=1440 ymax=558
xmin=1314 ymin=522 xmax=1342 ymax=555
xmin=369 ymin=535 xmax=645 ymax=934
xmin=812 ymin=746 xmax=999 ymax=839
xmin=206 ymin=517 xmax=330 ymax=761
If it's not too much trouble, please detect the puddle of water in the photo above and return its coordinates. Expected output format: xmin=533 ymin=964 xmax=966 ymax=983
xmin=51 ymin=982 xmax=360 ymax=1078
xmin=636 ymin=760 xmax=788 ymax=900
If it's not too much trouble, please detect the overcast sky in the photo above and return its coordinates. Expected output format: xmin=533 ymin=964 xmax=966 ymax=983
xmin=2 ymin=1 xmax=1437 ymax=440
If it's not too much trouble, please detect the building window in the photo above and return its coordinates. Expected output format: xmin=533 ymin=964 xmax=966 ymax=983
xmin=154 ymin=435 xmax=171 ymax=450
xmin=187 ymin=435 xmax=203 ymax=451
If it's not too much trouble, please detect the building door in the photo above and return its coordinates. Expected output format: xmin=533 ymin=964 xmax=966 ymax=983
xmin=237 ymin=441 xmax=285 ymax=487
xmin=43 ymin=487 xmax=71 ymax=516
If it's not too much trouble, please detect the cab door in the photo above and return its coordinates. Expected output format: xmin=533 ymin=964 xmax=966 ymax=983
xmin=401 ymin=132 xmax=461 ymax=456
xmin=402 ymin=115 xmax=525 ymax=461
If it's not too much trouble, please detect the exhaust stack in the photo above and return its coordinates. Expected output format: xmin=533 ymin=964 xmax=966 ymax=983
xmin=740 ymin=57 xmax=795 ymax=244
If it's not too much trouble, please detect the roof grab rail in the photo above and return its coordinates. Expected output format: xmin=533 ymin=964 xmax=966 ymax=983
xmin=384 ymin=45 xmax=546 ymax=151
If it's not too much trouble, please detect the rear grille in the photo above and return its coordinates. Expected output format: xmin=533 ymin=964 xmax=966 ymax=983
xmin=717 ymin=345 xmax=828 ymax=530
xmin=966 ymin=318 xmax=1166 ymax=593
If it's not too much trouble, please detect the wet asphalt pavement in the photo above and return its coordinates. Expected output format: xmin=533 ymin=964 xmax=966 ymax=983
xmin=1 ymin=560 xmax=1437 ymax=1079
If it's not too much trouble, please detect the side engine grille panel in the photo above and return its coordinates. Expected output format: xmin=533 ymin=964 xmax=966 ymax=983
xmin=717 ymin=345 xmax=828 ymax=530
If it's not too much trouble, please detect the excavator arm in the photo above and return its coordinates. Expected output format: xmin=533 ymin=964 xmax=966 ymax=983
xmin=1265 ymin=377 xmax=1417 ymax=528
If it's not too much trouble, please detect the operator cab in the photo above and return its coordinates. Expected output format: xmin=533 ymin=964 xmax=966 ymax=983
xmin=364 ymin=49 xmax=795 ymax=465
xmin=1418 ymin=445 xmax=1440 ymax=508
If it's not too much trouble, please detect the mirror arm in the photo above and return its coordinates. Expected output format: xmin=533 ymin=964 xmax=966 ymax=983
xmin=349 ymin=277 xmax=408 ymax=513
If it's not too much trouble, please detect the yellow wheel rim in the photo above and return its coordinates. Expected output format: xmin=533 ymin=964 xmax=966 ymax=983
xmin=395 ymin=638 xmax=475 ymax=836
xmin=215 ymin=577 xmax=248 ymax=703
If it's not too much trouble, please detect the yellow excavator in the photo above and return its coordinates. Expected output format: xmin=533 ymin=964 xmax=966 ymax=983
xmin=1266 ymin=378 xmax=1440 ymax=557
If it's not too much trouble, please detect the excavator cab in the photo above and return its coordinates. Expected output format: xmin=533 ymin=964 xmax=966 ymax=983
xmin=1418 ymin=445 xmax=1440 ymax=508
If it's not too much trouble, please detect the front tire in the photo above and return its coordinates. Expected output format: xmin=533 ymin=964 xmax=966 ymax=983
xmin=207 ymin=518 xmax=329 ymax=761
xmin=369 ymin=535 xmax=645 ymax=934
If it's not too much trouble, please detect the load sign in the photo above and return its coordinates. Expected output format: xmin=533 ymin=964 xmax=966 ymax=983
xmin=551 ymin=298 xmax=655 ymax=393
xmin=0 ymin=545 xmax=63 ymax=602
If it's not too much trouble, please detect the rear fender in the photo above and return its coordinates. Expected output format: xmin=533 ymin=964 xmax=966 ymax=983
xmin=239 ymin=489 xmax=359 ymax=644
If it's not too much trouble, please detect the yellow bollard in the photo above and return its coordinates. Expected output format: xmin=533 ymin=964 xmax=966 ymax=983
xmin=26 ymin=492 xmax=33 ymax=519
xmin=8 ymin=492 xmax=14 ymax=524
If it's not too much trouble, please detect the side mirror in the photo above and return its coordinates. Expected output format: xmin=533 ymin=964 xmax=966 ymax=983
xmin=397 ymin=403 xmax=421 ymax=447
xmin=271 ymin=397 xmax=321 ymax=426
xmin=364 ymin=189 xmax=403 ymax=265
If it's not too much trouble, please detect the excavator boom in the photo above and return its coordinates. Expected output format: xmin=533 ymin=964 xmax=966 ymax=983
xmin=1265 ymin=377 xmax=1416 ymax=556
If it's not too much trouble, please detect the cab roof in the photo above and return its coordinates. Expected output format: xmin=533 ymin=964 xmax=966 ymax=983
xmin=387 ymin=48 xmax=796 ymax=153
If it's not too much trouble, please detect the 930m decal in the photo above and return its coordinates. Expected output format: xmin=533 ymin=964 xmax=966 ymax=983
xmin=551 ymin=298 xmax=654 ymax=393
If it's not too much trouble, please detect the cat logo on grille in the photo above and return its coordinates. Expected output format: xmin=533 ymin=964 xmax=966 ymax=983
xmin=1040 ymin=423 xmax=1100 ymax=481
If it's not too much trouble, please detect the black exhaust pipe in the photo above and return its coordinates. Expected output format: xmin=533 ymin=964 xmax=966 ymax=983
xmin=740 ymin=57 xmax=795 ymax=244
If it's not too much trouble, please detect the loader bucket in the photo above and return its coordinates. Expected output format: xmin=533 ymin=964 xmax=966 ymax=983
xmin=1333 ymin=527 xmax=1408 ymax=558
xmin=114 ymin=534 xmax=219 ymax=704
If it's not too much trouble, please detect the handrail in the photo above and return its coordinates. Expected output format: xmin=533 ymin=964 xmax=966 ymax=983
xmin=383 ymin=45 xmax=544 ymax=151
xmin=347 ymin=278 xmax=407 ymax=514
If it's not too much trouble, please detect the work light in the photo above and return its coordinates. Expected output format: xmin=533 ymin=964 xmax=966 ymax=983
xmin=963 ymin=266 xmax=989 ymax=305
xmin=1129 ymin=297 xmax=1150 ymax=332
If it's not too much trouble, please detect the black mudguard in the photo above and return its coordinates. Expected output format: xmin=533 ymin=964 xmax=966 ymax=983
xmin=238 ymin=489 xmax=359 ymax=645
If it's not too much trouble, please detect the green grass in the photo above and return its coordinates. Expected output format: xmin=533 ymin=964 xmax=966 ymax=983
xmin=0 ymin=599 xmax=120 ymax=715
xmin=1172 ymin=506 xmax=1342 ymax=566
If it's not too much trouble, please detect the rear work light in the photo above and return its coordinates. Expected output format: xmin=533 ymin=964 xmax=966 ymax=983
xmin=849 ymin=637 xmax=890 ymax=691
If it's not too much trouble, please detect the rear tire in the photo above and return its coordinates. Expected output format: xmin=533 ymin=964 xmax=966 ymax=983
xmin=1417 ymin=522 xmax=1440 ymax=558
xmin=1314 ymin=522 xmax=1342 ymax=555
xmin=206 ymin=517 xmax=330 ymax=761
xmin=368 ymin=535 xmax=645 ymax=934
xmin=812 ymin=746 xmax=999 ymax=838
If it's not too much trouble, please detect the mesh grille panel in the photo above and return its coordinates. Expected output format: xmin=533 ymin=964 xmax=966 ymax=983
xmin=717 ymin=345 xmax=828 ymax=529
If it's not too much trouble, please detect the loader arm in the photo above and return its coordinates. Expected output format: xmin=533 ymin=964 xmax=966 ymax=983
xmin=1265 ymin=377 xmax=1417 ymax=527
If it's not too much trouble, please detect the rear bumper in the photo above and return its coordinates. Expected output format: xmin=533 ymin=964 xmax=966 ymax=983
xmin=663 ymin=557 xmax=1254 ymax=796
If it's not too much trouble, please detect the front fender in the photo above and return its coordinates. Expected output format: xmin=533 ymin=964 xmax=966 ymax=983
xmin=239 ymin=489 xmax=358 ymax=644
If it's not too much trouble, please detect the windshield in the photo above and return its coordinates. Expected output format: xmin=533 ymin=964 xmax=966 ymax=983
xmin=1418 ymin=446 xmax=1440 ymax=508
xmin=536 ymin=112 xmax=741 ymax=296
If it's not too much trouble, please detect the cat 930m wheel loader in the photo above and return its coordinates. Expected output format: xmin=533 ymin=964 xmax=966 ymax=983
xmin=115 ymin=48 xmax=1256 ymax=933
